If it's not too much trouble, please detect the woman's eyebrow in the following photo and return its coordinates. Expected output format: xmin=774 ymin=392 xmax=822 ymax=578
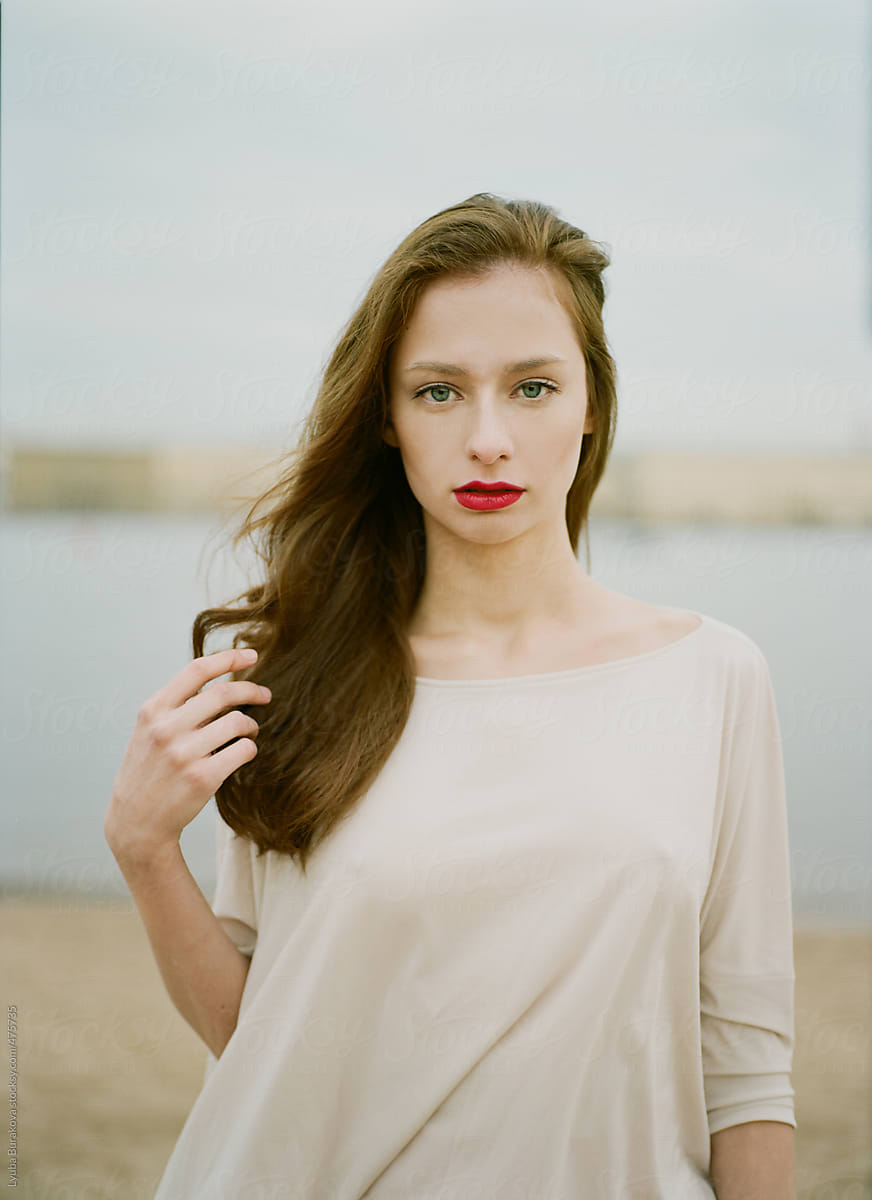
xmin=403 ymin=356 xmax=567 ymax=376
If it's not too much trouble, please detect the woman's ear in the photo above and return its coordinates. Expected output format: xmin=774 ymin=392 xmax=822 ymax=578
xmin=383 ymin=419 xmax=399 ymax=448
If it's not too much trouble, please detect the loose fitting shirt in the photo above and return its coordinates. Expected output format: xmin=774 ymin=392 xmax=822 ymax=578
xmin=154 ymin=611 xmax=796 ymax=1199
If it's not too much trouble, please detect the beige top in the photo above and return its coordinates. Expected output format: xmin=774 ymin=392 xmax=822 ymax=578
xmin=154 ymin=611 xmax=796 ymax=1199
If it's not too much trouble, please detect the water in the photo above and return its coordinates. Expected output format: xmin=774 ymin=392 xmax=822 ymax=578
xmin=2 ymin=512 xmax=870 ymax=928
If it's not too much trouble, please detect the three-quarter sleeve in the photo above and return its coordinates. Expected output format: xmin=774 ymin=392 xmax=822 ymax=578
xmin=211 ymin=807 xmax=258 ymax=959
xmin=200 ymin=810 xmax=259 ymax=1082
xmin=699 ymin=647 xmax=797 ymax=1135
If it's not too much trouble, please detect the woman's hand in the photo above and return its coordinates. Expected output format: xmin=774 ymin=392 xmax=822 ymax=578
xmin=104 ymin=647 xmax=271 ymax=862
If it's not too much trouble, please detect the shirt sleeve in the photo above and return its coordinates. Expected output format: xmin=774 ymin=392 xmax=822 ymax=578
xmin=210 ymin=807 xmax=259 ymax=959
xmin=699 ymin=646 xmax=797 ymax=1136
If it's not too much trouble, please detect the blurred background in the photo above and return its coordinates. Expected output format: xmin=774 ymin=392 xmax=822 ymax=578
xmin=2 ymin=0 xmax=870 ymax=1196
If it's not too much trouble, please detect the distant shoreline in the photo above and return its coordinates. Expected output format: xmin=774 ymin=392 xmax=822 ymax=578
xmin=2 ymin=887 xmax=868 ymax=932
xmin=2 ymin=444 xmax=871 ymax=524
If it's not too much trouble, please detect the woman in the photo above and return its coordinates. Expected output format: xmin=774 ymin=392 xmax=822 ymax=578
xmin=105 ymin=193 xmax=797 ymax=1198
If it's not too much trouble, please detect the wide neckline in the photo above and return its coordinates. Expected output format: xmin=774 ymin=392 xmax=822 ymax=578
xmin=414 ymin=611 xmax=707 ymax=688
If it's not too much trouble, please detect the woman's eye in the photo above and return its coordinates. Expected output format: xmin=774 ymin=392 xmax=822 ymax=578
xmin=412 ymin=380 xmax=558 ymax=405
xmin=415 ymin=384 xmax=455 ymax=404
xmin=519 ymin=380 xmax=557 ymax=400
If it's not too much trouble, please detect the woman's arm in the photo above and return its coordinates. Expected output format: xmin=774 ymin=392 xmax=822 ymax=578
xmin=709 ymin=1120 xmax=796 ymax=1199
xmin=104 ymin=645 xmax=268 ymax=1058
xmin=112 ymin=838 xmax=251 ymax=1059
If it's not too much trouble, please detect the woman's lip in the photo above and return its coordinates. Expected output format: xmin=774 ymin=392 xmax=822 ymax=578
xmin=454 ymin=489 xmax=524 ymax=511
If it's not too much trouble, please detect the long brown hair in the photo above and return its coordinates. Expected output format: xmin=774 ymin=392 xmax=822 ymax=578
xmin=192 ymin=192 xmax=618 ymax=873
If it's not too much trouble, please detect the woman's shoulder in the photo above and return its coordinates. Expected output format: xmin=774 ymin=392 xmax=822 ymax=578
xmin=675 ymin=608 xmax=776 ymax=716
xmin=690 ymin=608 xmax=771 ymax=670
xmin=583 ymin=592 xmax=763 ymax=672
xmin=617 ymin=594 xmax=774 ymax=694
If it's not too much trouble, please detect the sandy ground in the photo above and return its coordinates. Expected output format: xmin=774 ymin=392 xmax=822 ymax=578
xmin=2 ymin=895 xmax=870 ymax=1199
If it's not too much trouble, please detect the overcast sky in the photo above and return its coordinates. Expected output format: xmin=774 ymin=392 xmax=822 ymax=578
xmin=3 ymin=0 xmax=870 ymax=454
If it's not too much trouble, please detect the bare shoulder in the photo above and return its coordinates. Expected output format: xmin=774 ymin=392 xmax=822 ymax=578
xmin=584 ymin=586 xmax=702 ymax=654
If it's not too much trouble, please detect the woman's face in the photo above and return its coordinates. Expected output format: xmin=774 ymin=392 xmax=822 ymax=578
xmin=385 ymin=261 xmax=594 ymax=546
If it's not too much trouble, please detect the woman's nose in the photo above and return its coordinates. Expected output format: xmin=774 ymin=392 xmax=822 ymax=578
xmin=464 ymin=400 xmax=513 ymax=459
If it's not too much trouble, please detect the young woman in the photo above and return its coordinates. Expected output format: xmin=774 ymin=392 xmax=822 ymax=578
xmin=105 ymin=193 xmax=797 ymax=1198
